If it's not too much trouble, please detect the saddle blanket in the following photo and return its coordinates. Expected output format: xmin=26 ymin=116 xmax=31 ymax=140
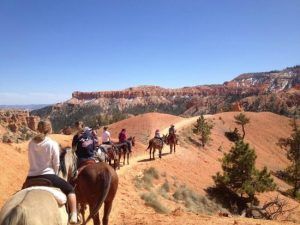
xmin=20 ymin=186 xmax=67 ymax=205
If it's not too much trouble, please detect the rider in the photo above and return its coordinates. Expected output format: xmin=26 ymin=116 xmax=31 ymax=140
xmin=26 ymin=120 xmax=78 ymax=224
xmin=118 ymin=128 xmax=132 ymax=152
xmin=169 ymin=124 xmax=176 ymax=135
xmin=102 ymin=126 xmax=111 ymax=145
xmin=154 ymin=129 xmax=163 ymax=142
xmin=72 ymin=123 xmax=98 ymax=165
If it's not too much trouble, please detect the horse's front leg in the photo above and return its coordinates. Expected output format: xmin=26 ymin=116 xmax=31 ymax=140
xmin=127 ymin=152 xmax=129 ymax=165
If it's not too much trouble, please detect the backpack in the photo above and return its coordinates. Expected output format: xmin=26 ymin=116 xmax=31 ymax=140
xmin=76 ymin=130 xmax=96 ymax=159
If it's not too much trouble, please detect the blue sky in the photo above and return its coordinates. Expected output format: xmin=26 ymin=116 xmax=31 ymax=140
xmin=0 ymin=0 xmax=300 ymax=104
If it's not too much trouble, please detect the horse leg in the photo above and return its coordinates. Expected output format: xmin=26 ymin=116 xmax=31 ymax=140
xmin=92 ymin=211 xmax=101 ymax=225
xmin=153 ymin=149 xmax=155 ymax=160
xmin=170 ymin=144 xmax=172 ymax=154
xmin=118 ymin=153 xmax=121 ymax=169
xmin=79 ymin=203 xmax=86 ymax=224
xmin=102 ymin=200 xmax=113 ymax=225
xmin=123 ymin=151 xmax=126 ymax=165
xmin=127 ymin=152 xmax=129 ymax=165
xmin=159 ymin=149 xmax=162 ymax=158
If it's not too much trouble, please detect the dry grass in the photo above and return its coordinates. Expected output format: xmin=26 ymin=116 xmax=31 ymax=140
xmin=141 ymin=192 xmax=170 ymax=214
xmin=173 ymin=184 xmax=226 ymax=214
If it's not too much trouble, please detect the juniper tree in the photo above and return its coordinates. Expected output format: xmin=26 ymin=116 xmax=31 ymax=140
xmin=234 ymin=113 xmax=250 ymax=139
xmin=193 ymin=114 xmax=214 ymax=147
xmin=213 ymin=140 xmax=276 ymax=203
xmin=278 ymin=118 xmax=300 ymax=198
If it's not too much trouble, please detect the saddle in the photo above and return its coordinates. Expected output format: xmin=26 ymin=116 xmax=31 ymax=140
xmin=22 ymin=178 xmax=53 ymax=189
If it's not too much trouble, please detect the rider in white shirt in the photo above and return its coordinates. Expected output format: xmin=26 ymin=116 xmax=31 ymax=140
xmin=102 ymin=126 xmax=111 ymax=144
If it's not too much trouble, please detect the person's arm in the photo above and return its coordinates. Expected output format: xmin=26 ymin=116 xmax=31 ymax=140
xmin=52 ymin=142 xmax=60 ymax=175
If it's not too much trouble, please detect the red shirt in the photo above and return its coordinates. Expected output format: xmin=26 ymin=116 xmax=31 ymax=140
xmin=119 ymin=132 xmax=127 ymax=143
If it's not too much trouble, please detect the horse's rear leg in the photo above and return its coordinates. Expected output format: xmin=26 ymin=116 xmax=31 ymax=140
xmin=127 ymin=153 xmax=129 ymax=165
xmin=92 ymin=211 xmax=101 ymax=225
xmin=102 ymin=201 xmax=113 ymax=225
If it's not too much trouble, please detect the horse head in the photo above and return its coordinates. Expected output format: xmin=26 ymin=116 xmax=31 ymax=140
xmin=128 ymin=136 xmax=135 ymax=146
xmin=58 ymin=147 xmax=77 ymax=182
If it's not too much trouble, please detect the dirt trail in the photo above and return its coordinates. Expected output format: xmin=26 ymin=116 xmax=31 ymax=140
xmin=1 ymin=112 xmax=299 ymax=225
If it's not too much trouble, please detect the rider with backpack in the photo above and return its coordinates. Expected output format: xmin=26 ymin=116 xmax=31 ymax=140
xmin=72 ymin=124 xmax=98 ymax=165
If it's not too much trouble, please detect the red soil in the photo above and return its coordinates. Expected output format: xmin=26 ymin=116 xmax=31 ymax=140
xmin=0 ymin=112 xmax=299 ymax=225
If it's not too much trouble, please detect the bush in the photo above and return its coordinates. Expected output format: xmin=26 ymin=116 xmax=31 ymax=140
xmin=134 ymin=167 xmax=160 ymax=190
xmin=141 ymin=192 xmax=169 ymax=214
xmin=173 ymin=185 xmax=225 ymax=214
xmin=225 ymin=128 xmax=241 ymax=142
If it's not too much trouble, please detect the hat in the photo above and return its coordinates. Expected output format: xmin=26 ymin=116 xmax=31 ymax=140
xmin=84 ymin=127 xmax=92 ymax=132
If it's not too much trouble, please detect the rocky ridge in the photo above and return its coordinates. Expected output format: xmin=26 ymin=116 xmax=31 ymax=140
xmin=0 ymin=110 xmax=40 ymax=143
xmin=32 ymin=66 xmax=300 ymax=132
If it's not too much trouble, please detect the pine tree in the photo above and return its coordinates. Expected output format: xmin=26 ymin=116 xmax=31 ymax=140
xmin=192 ymin=115 xmax=214 ymax=147
xmin=213 ymin=140 xmax=276 ymax=202
xmin=278 ymin=118 xmax=300 ymax=197
xmin=234 ymin=113 xmax=250 ymax=139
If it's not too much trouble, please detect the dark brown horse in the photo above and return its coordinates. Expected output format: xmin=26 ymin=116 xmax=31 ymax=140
xmin=114 ymin=136 xmax=135 ymax=168
xmin=167 ymin=133 xmax=177 ymax=154
xmin=60 ymin=148 xmax=118 ymax=225
xmin=98 ymin=144 xmax=119 ymax=170
xmin=146 ymin=136 xmax=166 ymax=160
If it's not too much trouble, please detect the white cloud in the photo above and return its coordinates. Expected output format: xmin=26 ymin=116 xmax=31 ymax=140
xmin=0 ymin=92 xmax=70 ymax=104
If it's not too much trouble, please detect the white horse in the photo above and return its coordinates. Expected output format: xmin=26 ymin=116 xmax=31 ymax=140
xmin=0 ymin=147 xmax=74 ymax=225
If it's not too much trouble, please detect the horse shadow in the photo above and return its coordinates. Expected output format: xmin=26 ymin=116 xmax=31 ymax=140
xmin=188 ymin=136 xmax=202 ymax=147
xmin=137 ymin=158 xmax=153 ymax=163
xmin=137 ymin=152 xmax=170 ymax=163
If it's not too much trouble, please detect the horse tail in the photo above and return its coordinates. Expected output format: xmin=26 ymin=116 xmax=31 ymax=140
xmin=1 ymin=205 xmax=27 ymax=225
xmin=82 ymin=169 xmax=112 ymax=225
xmin=59 ymin=148 xmax=67 ymax=177
xmin=146 ymin=140 xmax=152 ymax=150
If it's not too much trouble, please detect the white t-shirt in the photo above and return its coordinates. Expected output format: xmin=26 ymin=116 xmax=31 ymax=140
xmin=28 ymin=137 xmax=60 ymax=176
xmin=102 ymin=130 xmax=111 ymax=143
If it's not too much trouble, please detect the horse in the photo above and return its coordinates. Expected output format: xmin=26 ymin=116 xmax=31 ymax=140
xmin=97 ymin=144 xmax=119 ymax=170
xmin=166 ymin=133 xmax=177 ymax=154
xmin=0 ymin=148 xmax=75 ymax=225
xmin=61 ymin=148 xmax=119 ymax=225
xmin=0 ymin=189 xmax=69 ymax=225
xmin=114 ymin=136 xmax=135 ymax=168
xmin=146 ymin=136 xmax=166 ymax=160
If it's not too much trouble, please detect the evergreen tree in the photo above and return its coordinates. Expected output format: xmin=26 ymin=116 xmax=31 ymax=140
xmin=213 ymin=140 xmax=276 ymax=203
xmin=278 ymin=118 xmax=300 ymax=197
xmin=192 ymin=114 xmax=214 ymax=147
xmin=234 ymin=113 xmax=250 ymax=139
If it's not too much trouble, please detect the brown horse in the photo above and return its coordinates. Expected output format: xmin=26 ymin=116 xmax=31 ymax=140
xmin=114 ymin=136 xmax=135 ymax=168
xmin=98 ymin=144 xmax=119 ymax=170
xmin=61 ymin=148 xmax=118 ymax=225
xmin=146 ymin=136 xmax=166 ymax=160
xmin=167 ymin=133 xmax=177 ymax=154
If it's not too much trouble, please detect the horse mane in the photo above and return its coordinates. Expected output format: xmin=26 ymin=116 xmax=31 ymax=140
xmin=59 ymin=148 xmax=68 ymax=177
xmin=2 ymin=205 xmax=27 ymax=225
